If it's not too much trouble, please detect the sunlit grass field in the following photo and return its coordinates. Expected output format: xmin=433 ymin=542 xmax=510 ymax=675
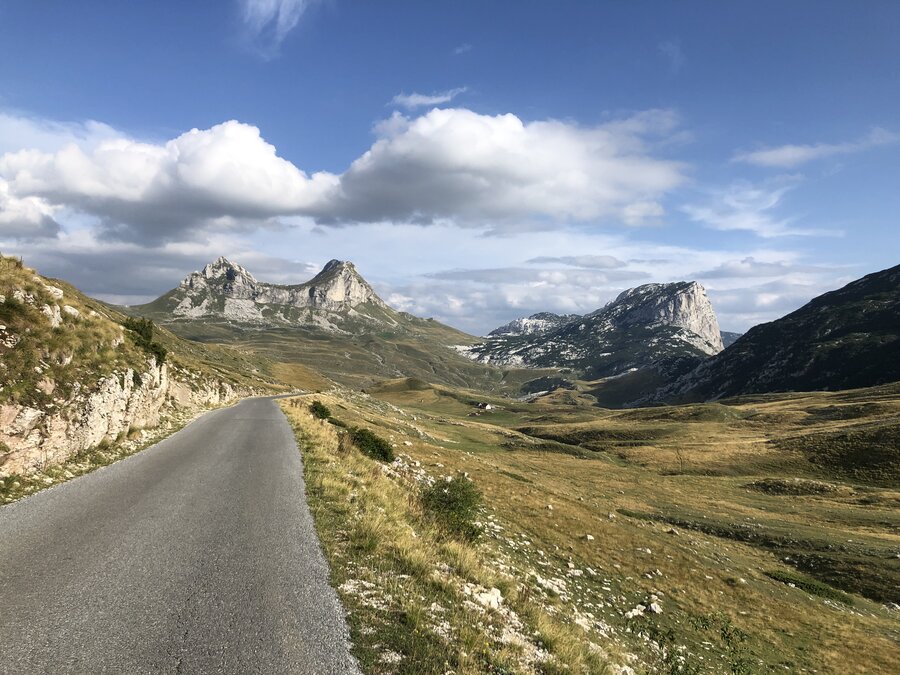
xmin=284 ymin=378 xmax=899 ymax=673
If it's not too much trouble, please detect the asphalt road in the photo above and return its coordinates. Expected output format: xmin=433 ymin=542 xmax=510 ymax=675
xmin=0 ymin=397 xmax=359 ymax=674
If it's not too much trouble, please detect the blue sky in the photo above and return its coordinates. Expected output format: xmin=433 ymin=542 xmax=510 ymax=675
xmin=0 ymin=0 xmax=898 ymax=334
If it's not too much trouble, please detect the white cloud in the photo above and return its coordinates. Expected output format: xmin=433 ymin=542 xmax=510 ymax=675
xmin=0 ymin=179 xmax=60 ymax=238
xmin=453 ymin=43 xmax=472 ymax=55
xmin=390 ymin=87 xmax=468 ymax=109
xmin=692 ymin=256 xmax=827 ymax=279
xmin=682 ymin=179 xmax=838 ymax=238
xmin=733 ymin=127 xmax=900 ymax=168
xmin=526 ymin=255 xmax=626 ymax=269
xmin=239 ymin=0 xmax=320 ymax=57
xmin=658 ymin=39 xmax=685 ymax=74
xmin=0 ymin=109 xmax=686 ymax=242
xmin=0 ymin=113 xmax=120 ymax=157
xmin=322 ymin=107 xmax=685 ymax=227
xmin=0 ymin=120 xmax=338 ymax=243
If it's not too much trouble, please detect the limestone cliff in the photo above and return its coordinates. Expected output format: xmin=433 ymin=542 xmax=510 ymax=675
xmin=0 ymin=257 xmax=266 ymax=477
xmin=459 ymin=281 xmax=724 ymax=380
xmin=136 ymin=257 xmax=389 ymax=329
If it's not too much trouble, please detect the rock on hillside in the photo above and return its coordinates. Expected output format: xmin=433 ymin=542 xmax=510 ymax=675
xmin=132 ymin=257 xmax=392 ymax=331
xmin=459 ymin=281 xmax=724 ymax=380
xmin=0 ymin=257 xmax=264 ymax=476
xmin=652 ymin=264 xmax=900 ymax=402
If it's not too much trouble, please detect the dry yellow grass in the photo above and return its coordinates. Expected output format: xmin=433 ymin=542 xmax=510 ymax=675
xmin=280 ymin=395 xmax=617 ymax=674
xmin=288 ymin=384 xmax=900 ymax=674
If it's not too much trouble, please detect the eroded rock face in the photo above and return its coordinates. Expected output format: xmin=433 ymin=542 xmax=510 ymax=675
xmin=461 ymin=280 xmax=725 ymax=380
xmin=0 ymin=360 xmax=243 ymax=476
xmin=605 ymin=282 xmax=724 ymax=354
xmin=169 ymin=257 xmax=384 ymax=323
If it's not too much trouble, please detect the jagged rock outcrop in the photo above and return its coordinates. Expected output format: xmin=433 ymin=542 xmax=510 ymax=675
xmin=459 ymin=281 xmax=724 ymax=380
xmin=0 ymin=359 xmax=243 ymax=475
xmin=649 ymin=264 xmax=900 ymax=403
xmin=599 ymin=282 xmax=724 ymax=354
xmin=133 ymin=257 xmax=391 ymax=331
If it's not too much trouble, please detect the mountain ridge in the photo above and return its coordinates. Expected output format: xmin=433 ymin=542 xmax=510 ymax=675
xmin=650 ymin=263 xmax=900 ymax=403
xmin=132 ymin=256 xmax=394 ymax=332
xmin=460 ymin=280 xmax=724 ymax=380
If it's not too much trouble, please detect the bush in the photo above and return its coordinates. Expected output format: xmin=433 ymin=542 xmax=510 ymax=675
xmin=421 ymin=474 xmax=483 ymax=541
xmin=765 ymin=570 xmax=853 ymax=604
xmin=122 ymin=316 xmax=167 ymax=364
xmin=310 ymin=399 xmax=331 ymax=420
xmin=349 ymin=427 xmax=394 ymax=462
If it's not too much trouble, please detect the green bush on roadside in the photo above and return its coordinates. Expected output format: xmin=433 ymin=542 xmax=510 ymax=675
xmin=309 ymin=399 xmax=331 ymax=420
xmin=349 ymin=427 xmax=394 ymax=462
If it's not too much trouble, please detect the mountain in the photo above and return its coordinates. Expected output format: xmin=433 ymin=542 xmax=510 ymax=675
xmin=653 ymin=264 xmax=900 ymax=402
xmin=720 ymin=330 xmax=743 ymax=348
xmin=126 ymin=258 xmax=546 ymax=392
xmin=459 ymin=281 xmax=724 ymax=380
xmin=488 ymin=312 xmax=579 ymax=337
xmin=133 ymin=257 xmax=396 ymax=332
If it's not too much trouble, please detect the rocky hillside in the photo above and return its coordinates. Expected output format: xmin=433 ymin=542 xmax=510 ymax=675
xmin=459 ymin=281 xmax=724 ymax=380
xmin=653 ymin=264 xmax=900 ymax=402
xmin=720 ymin=330 xmax=743 ymax=348
xmin=488 ymin=312 xmax=579 ymax=337
xmin=132 ymin=257 xmax=396 ymax=332
xmin=0 ymin=256 xmax=275 ymax=476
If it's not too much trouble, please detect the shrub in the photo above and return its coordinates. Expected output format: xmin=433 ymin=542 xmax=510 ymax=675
xmin=765 ymin=570 xmax=852 ymax=604
xmin=349 ymin=427 xmax=394 ymax=462
xmin=421 ymin=474 xmax=483 ymax=541
xmin=310 ymin=399 xmax=331 ymax=420
xmin=122 ymin=316 xmax=167 ymax=364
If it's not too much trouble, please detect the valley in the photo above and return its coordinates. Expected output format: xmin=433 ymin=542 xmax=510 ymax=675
xmin=2 ymin=255 xmax=898 ymax=673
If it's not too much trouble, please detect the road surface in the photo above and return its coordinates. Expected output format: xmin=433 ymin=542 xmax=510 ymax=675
xmin=0 ymin=397 xmax=359 ymax=674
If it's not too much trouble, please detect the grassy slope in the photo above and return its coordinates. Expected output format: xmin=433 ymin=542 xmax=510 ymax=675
xmin=291 ymin=378 xmax=899 ymax=674
xmin=157 ymin=317 xmax=553 ymax=394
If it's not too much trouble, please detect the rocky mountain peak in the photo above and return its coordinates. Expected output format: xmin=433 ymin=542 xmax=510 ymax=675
xmin=146 ymin=256 xmax=388 ymax=328
xmin=200 ymin=257 xmax=257 ymax=283
xmin=305 ymin=259 xmax=382 ymax=309
xmin=603 ymin=281 xmax=724 ymax=354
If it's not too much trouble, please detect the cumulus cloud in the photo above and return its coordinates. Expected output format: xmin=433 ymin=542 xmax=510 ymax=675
xmin=391 ymin=88 xmax=468 ymax=109
xmin=0 ymin=109 xmax=686 ymax=242
xmin=733 ymin=127 xmax=900 ymax=168
xmin=682 ymin=180 xmax=837 ymax=238
xmin=320 ymin=107 xmax=684 ymax=227
xmin=526 ymin=254 xmax=626 ymax=269
xmin=239 ymin=0 xmax=320 ymax=57
xmin=0 ymin=120 xmax=338 ymax=243
xmin=0 ymin=179 xmax=60 ymax=239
